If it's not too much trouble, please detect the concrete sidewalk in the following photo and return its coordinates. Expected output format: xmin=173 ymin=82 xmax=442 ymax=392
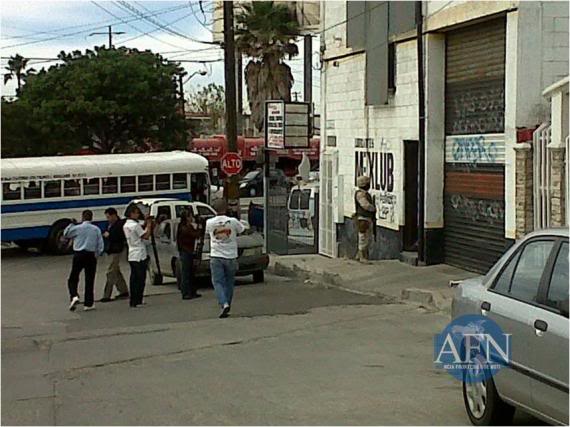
xmin=270 ymin=255 xmax=478 ymax=313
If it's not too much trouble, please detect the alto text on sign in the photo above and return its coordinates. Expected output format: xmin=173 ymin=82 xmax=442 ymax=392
xmin=221 ymin=152 xmax=243 ymax=176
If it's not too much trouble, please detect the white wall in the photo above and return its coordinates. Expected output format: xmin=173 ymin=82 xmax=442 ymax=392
xmin=504 ymin=2 xmax=569 ymax=238
xmin=322 ymin=30 xmax=418 ymax=230
xmin=541 ymin=1 xmax=569 ymax=90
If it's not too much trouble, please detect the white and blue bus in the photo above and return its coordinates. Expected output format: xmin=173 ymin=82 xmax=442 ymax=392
xmin=1 ymin=151 xmax=210 ymax=253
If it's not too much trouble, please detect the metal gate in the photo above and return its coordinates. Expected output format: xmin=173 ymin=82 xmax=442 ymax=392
xmin=264 ymin=151 xmax=319 ymax=255
xmin=319 ymin=152 xmax=337 ymax=257
xmin=533 ymin=123 xmax=552 ymax=229
xmin=443 ymin=17 xmax=508 ymax=274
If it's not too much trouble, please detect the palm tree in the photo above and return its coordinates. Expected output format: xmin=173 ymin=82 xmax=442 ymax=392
xmin=235 ymin=1 xmax=300 ymax=131
xmin=3 ymin=54 xmax=32 ymax=93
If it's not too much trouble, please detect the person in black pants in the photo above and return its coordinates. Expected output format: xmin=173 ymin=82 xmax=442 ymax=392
xmin=177 ymin=209 xmax=202 ymax=300
xmin=123 ymin=206 xmax=153 ymax=308
xmin=64 ymin=210 xmax=104 ymax=312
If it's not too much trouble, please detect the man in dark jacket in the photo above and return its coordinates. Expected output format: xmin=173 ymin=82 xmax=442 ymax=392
xmin=177 ymin=209 xmax=202 ymax=300
xmin=101 ymin=207 xmax=129 ymax=302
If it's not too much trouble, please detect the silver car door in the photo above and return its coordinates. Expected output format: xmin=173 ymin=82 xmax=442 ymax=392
xmin=485 ymin=239 xmax=556 ymax=407
xmin=528 ymin=241 xmax=569 ymax=424
xmin=156 ymin=220 xmax=174 ymax=275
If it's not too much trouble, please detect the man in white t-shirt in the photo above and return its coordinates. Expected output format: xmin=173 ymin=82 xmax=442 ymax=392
xmin=205 ymin=199 xmax=245 ymax=318
xmin=123 ymin=205 xmax=153 ymax=308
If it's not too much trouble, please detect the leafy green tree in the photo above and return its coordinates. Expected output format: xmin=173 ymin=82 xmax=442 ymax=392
xmin=235 ymin=1 xmax=300 ymax=131
xmin=187 ymin=83 xmax=225 ymax=134
xmin=3 ymin=54 xmax=35 ymax=93
xmin=1 ymin=46 xmax=188 ymax=157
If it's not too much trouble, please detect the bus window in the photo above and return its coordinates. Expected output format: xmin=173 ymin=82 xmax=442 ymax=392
xmin=102 ymin=177 xmax=118 ymax=194
xmin=120 ymin=176 xmax=136 ymax=193
xmin=173 ymin=173 xmax=187 ymax=190
xmin=83 ymin=178 xmax=100 ymax=195
xmin=3 ymin=183 xmax=21 ymax=201
xmin=138 ymin=175 xmax=153 ymax=192
xmin=156 ymin=174 xmax=171 ymax=191
xmin=24 ymin=181 xmax=41 ymax=199
xmin=44 ymin=180 xmax=62 ymax=198
xmin=191 ymin=173 xmax=209 ymax=203
xmin=64 ymin=179 xmax=81 ymax=197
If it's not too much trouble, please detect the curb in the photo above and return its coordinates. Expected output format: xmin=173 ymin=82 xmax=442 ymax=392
xmin=272 ymin=260 xmax=450 ymax=312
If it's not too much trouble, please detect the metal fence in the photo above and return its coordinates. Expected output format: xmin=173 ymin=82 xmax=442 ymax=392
xmin=533 ymin=123 xmax=552 ymax=230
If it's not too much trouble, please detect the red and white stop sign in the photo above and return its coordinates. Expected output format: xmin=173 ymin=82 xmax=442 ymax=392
xmin=221 ymin=152 xmax=243 ymax=176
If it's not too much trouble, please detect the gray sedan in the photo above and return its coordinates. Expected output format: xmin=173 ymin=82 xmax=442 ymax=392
xmin=451 ymin=228 xmax=569 ymax=425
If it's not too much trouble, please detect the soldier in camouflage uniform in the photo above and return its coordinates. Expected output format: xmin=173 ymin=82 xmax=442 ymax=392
xmin=354 ymin=176 xmax=376 ymax=262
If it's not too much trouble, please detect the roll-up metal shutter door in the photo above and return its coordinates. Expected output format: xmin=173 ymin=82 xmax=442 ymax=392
xmin=444 ymin=18 xmax=508 ymax=274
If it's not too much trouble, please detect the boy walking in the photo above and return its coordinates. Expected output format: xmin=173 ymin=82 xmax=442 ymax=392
xmin=205 ymin=199 xmax=245 ymax=318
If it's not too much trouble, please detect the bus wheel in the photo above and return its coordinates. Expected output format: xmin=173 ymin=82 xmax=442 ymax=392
xmin=46 ymin=220 xmax=72 ymax=255
xmin=15 ymin=240 xmax=33 ymax=250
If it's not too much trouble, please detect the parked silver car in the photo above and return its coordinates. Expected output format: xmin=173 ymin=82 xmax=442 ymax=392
xmin=451 ymin=228 xmax=569 ymax=426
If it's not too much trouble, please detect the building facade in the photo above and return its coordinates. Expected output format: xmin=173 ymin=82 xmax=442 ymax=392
xmin=319 ymin=1 xmax=569 ymax=273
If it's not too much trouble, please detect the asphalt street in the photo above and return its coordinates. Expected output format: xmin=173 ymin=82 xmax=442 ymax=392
xmin=1 ymin=248 xmax=543 ymax=425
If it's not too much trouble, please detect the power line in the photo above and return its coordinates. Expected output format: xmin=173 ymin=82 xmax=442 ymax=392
xmin=116 ymin=10 xmax=195 ymax=45
xmin=1 ymin=4 xmax=190 ymax=49
xmin=91 ymin=1 xmax=194 ymax=51
xmin=115 ymin=1 xmax=218 ymax=46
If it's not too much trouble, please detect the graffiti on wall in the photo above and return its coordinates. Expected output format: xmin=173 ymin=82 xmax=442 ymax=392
xmin=446 ymin=134 xmax=505 ymax=166
xmin=451 ymin=135 xmax=497 ymax=164
xmin=446 ymin=85 xmax=505 ymax=135
xmin=449 ymin=194 xmax=504 ymax=225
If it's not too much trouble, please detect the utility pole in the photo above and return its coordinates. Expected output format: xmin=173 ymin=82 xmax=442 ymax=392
xmin=416 ymin=1 xmax=426 ymax=264
xmin=237 ymin=54 xmax=243 ymax=136
xmin=223 ymin=1 xmax=240 ymax=217
xmin=303 ymin=35 xmax=312 ymax=105
xmin=89 ymin=26 xmax=125 ymax=49
xmin=178 ymin=74 xmax=185 ymax=115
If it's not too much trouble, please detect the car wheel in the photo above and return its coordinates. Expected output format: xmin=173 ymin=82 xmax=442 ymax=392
xmin=462 ymin=373 xmax=514 ymax=425
xmin=175 ymin=258 xmax=182 ymax=290
xmin=150 ymin=269 xmax=163 ymax=286
xmin=252 ymin=270 xmax=264 ymax=283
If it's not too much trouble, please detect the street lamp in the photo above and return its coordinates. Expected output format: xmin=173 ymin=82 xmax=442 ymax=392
xmin=183 ymin=69 xmax=208 ymax=85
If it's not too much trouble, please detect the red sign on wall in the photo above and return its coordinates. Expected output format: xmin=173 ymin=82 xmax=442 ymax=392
xmin=221 ymin=152 xmax=243 ymax=176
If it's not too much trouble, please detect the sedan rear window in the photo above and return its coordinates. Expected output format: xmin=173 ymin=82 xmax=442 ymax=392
xmin=546 ymin=242 xmax=569 ymax=309
xmin=509 ymin=240 xmax=555 ymax=303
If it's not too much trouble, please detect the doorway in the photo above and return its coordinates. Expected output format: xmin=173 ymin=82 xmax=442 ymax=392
xmin=403 ymin=140 xmax=419 ymax=251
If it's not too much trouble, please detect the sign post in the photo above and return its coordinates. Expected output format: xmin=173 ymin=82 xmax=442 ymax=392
xmin=264 ymin=100 xmax=311 ymax=254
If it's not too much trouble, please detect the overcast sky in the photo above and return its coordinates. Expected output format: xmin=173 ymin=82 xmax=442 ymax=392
xmin=0 ymin=0 xmax=320 ymax=111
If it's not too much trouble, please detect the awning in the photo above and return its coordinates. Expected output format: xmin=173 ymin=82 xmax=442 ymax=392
xmin=189 ymin=136 xmax=320 ymax=162
xmin=190 ymin=137 xmax=226 ymax=161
